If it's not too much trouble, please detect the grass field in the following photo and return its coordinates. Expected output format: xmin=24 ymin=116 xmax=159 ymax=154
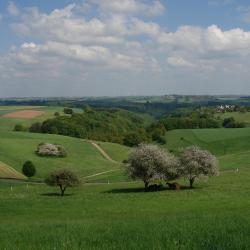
xmin=164 ymin=128 xmax=250 ymax=170
xmin=1 ymin=169 xmax=250 ymax=250
xmin=2 ymin=105 xmax=250 ymax=249
xmin=0 ymin=131 xmax=129 ymax=181
xmin=217 ymin=111 xmax=250 ymax=126
xmin=0 ymin=106 xmax=82 ymax=131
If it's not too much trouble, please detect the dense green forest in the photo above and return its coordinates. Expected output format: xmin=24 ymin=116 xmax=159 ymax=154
xmin=32 ymin=108 xmax=152 ymax=144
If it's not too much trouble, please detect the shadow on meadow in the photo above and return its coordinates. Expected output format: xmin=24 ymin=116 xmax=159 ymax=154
xmin=103 ymin=185 xmax=195 ymax=194
xmin=41 ymin=192 xmax=74 ymax=197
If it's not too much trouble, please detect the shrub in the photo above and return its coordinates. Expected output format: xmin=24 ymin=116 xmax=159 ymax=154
xmin=22 ymin=161 xmax=36 ymax=177
xmin=14 ymin=124 xmax=26 ymax=132
xmin=223 ymin=117 xmax=245 ymax=128
xmin=36 ymin=143 xmax=67 ymax=157
xmin=45 ymin=169 xmax=80 ymax=196
xmin=29 ymin=122 xmax=42 ymax=133
xmin=63 ymin=108 xmax=74 ymax=115
xmin=123 ymin=129 xmax=149 ymax=147
xmin=54 ymin=112 xmax=60 ymax=117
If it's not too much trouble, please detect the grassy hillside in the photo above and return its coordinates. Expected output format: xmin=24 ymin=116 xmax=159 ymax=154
xmin=0 ymin=106 xmax=82 ymax=131
xmin=0 ymin=161 xmax=26 ymax=180
xmin=0 ymin=131 xmax=129 ymax=181
xmin=164 ymin=128 xmax=250 ymax=170
xmin=1 ymin=169 xmax=250 ymax=249
xmin=218 ymin=112 xmax=250 ymax=126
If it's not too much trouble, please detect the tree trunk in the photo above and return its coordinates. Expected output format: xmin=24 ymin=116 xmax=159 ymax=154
xmin=59 ymin=185 xmax=66 ymax=196
xmin=144 ymin=181 xmax=149 ymax=191
xmin=189 ymin=178 xmax=195 ymax=188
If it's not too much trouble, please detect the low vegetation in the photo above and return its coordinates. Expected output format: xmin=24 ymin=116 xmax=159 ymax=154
xmin=22 ymin=161 xmax=36 ymax=178
xmin=36 ymin=143 xmax=67 ymax=157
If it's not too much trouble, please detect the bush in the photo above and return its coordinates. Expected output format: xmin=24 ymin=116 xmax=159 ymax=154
xmin=123 ymin=129 xmax=149 ymax=147
xmin=54 ymin=112 xmax=60 ymax=117
xmin=45 ymin=169 xmax=80 ymax=196
xmin=22 ymin=161 xmax=36 ymax=177
xmin=36 ymin=143 xmax=67 ymax=157
xmin=29 ymin=122 xmax=42 ymax=133
xmin=63 ymin=108 xmax=73 ymax=115
xmin=223 ymin=117 xmax=245 ymax=128
xmin=14 ymin=124 xmax=26 ymax=132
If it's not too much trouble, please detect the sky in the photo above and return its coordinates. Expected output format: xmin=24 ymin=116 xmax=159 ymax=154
xmin=1 ymin=0 xmax=250 ymax=97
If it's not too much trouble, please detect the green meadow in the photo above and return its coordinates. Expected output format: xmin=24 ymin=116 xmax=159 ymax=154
xmin=1 ymin=169 xmax=250 ymax=250
xmin=1 ymin=106 xmax=250 ymax=249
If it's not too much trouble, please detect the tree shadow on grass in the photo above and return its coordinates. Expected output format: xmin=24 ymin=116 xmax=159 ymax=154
xmin=104 ymin=186 xmax=201 ymax=194
xmin=41 ymin=193 xmax=74 ymax=197
xmin=103 ymin=187 xmax=169 ymax=194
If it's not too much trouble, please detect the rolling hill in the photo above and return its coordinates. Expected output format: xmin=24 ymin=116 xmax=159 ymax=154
xmin=164 ymin=128 xmax=250 ymax=170
xmin=0 ymin=131 xmax=129 ymax=182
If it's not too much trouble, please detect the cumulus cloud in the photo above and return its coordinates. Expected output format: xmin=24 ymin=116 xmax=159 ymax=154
xmin=85 ymin=0 xmax=165 ymax=16
xmin=7 ymin=1 xmax=20 ymax=16
xmin=1 ymin=1 xmax=250 ymax=96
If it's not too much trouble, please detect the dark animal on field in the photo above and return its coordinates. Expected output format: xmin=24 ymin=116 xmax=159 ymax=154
xmin=166 ymin=182 xmax=181 ymax=190
xmin=146 ymin=184 xmax=162 ymax=192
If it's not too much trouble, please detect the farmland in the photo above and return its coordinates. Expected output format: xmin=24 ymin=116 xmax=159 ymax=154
xmin=1 ymin=169 xmax=250 ymax=250
xmin=1 ymin=105 xmax=250 ymax=249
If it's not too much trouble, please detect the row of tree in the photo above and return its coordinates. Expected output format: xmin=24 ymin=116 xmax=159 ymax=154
xmin=126 ymin=144 xmax=219 ymax=191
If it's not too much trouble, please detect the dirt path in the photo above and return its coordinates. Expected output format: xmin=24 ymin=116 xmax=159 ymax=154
xmin=84 ymin=169 xmax=120 ymax=178
xmin=90 ymin=141 xmax=117 ymax=163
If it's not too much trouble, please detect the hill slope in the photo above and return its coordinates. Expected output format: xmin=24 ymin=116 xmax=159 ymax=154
xmin=0 ymin=131 xmax=129 ymax=181
xmin=164 ymin=128 xmax=250 ymax=170
xmin=0 ymin=161 xmax=26 ymax=180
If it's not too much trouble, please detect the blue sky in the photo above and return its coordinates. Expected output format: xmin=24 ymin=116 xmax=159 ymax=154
xmin=1 ymin=0 xmax=250 ymax=97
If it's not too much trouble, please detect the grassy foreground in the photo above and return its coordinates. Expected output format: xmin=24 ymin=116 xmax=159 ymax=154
xmin=1 ymin=169 xmax=250 ymax=250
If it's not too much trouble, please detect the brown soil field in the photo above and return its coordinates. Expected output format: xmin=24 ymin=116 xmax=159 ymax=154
xmin=3 ymin=110 xmax=45 ymax=118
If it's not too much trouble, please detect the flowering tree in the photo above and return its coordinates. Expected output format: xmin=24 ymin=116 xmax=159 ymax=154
xmin=126 ymin=144 xmax=179 ymax=190
xmin=179 ymin=146 xmax=219 ymax=188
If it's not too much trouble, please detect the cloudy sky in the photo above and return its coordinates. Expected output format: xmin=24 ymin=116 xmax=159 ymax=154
xmin=1 ymin=0 xmax=250 ymax=97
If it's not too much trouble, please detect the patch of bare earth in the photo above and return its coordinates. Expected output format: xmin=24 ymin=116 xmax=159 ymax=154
xmin=3 ymin=110 xmax=45 ymax=118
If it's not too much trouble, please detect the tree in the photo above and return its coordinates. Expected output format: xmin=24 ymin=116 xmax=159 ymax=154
xmin=14 ymin=124 xmax=26 ymax=132
xmin=123 ymin=129 xmax=149 ymax=147
xmin=126 ymin=144 xmax=179 ymax=191
xmin=223 ymin=117 xmax=245 ymax=128
xmin=45 ymin=169 xmax=80 ymax=196
xmin=22 ymin=161 xmax=36 ymax=177
xmin=179 ymin=146 xmax=219 ymax=188
xmin=63 ymin=108 xmax=73 ymax=115
xmin=29 ymin=122 xmax=42 ymax=133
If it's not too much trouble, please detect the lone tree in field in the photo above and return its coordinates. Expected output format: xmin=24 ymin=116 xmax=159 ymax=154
xmin=179 ymin=146 xmax=219 ymax=188
xmin=45 ymin=169 xmax=80 ymax=196
xmin=22 ymin=161 xmax=36 ymax=178
xmin=126 ymin=144 xmax=179 ymax=191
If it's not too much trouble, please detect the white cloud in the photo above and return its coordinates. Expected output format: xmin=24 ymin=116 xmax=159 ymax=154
xmin=7 ymin=1 xmax=20 ymax=16
xmin=167 ymin=56 xmax=194 ymax=68
xmin=2 ymin=2 xmax=250 ymax=96
xmin=86 ymin=0 xmax=165 ymax=16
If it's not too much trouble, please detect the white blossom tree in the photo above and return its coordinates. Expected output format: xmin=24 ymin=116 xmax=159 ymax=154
xmin=179 ymin=146 xmax=219 ymax=188
xmin=126 ymin=144 xmax=179 ymax=190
